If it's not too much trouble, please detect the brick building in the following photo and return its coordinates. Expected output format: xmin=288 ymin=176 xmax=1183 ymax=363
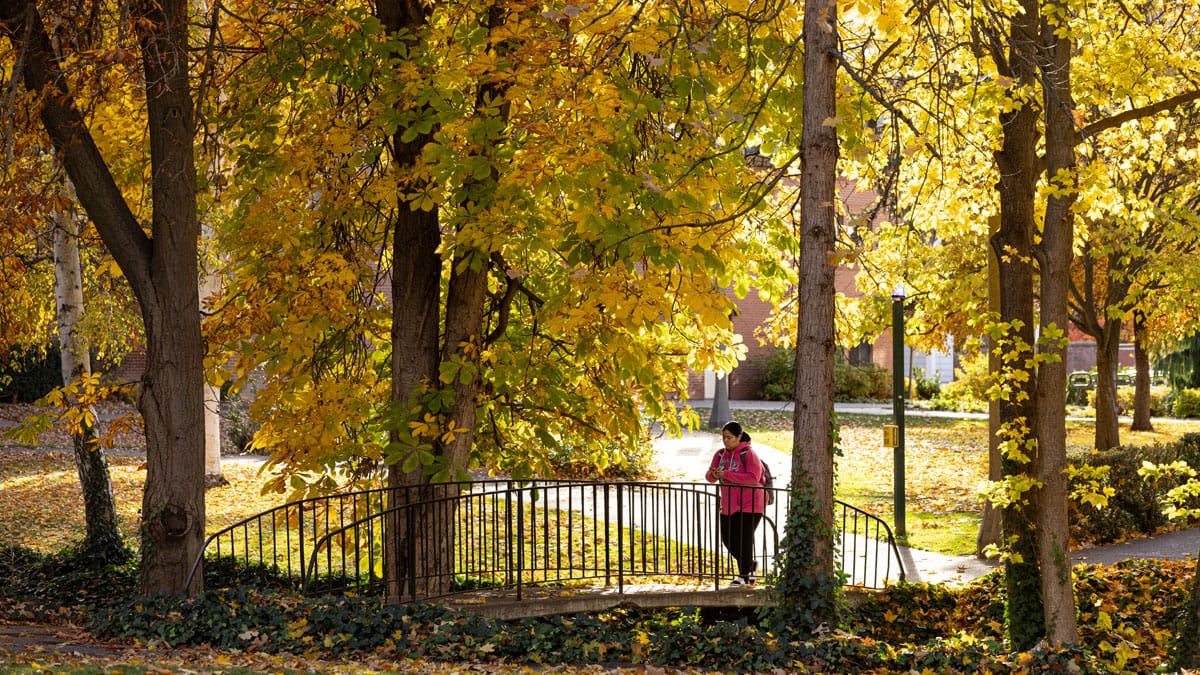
xmin=685 ymin=180 xmax=916 ymax=401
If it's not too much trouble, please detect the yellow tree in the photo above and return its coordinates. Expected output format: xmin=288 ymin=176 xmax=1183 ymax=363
xmin=1 ymin=0 xmax=207 ymax=594
xmin=1068 ymin=104 xmax=1200 ymax=447
xmin=0 ymin=122 xmax=144 ymax=562
xmin=769 ymin=0 xmax=844 ymax=629
xmin=841 ymin=0 xmax=1200 ymax=648
xmin=199 ymin=0 xmax=813 ymax=599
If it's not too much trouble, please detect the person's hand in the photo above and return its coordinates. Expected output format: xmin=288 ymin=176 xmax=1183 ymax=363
xmin=712 ymin=469 xmax=725 ymax=480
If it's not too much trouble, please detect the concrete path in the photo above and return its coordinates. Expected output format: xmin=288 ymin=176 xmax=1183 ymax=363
xmin=653 ymin=408 xmax=1200 ymax=586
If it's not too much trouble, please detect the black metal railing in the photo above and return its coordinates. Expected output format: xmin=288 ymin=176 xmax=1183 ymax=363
xmin=187 ymin=480 xmax=904 ymax=600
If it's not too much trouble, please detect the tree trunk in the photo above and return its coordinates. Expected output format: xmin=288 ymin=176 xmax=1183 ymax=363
xmin=133 ymin=0 xmax=206 ymax=595
xmin=989 ymin=0 xmax=1045 ymax=648
xmin=977 ymin=217 xmax=1003 ymax=556
xmin=53 ymin=202 xmax=124 ymax=561
xmin=204 ymin=382 xmax=226 ymax=487
xmin=1131 ymin=309 xmax=1153 ymax=431
xmin=201 ymin=269 xmax=226 ymax=487
xmin=1032 ymin=4 xmax=1079 ymax=642
xmin=1093 ymin=317 xmax=1122 ymax=450
xmin=376 ymin=0 xmax=444 ymax=601
xmin=384 ymin=196 xmax=442 ymax=601
xmin=380 ymin=1 xmax=515 ymax=600
xmin=2 ymin=0 xmax=206 ymax=595
xmin=776 ymin=0 xmax=840 ymax=631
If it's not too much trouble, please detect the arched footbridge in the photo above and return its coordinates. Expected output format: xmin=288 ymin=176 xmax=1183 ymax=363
xmin=188 ymin=480 xmax=905 ymax=619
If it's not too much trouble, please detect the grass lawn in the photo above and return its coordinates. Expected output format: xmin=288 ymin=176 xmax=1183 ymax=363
xmin=5 ymin=404 xmax=1200 ymax=560
xmin=0 ymin=449 xmax=289 ymax=554
xmin=744 ymin=408 xmax=1200 ymax=555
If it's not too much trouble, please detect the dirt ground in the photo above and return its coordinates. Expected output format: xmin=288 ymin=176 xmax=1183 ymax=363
xmin=0 ymin=622 xmax=132 ymax=659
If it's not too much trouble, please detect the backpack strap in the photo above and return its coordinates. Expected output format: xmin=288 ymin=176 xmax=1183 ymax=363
xmin=740 ymin=447 xmax=758 ymax=479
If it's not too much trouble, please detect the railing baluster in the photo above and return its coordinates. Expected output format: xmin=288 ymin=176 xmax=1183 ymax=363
xmin=516 ymin=485 xmax=525 ymax=600
xmin=194 ymin=479 xmax=903 ymax=600
xmin=616 ymin=483 xmax=624 ymax=593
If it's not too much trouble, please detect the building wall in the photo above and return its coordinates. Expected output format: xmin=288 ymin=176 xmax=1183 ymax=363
xmin=1066 ymin=342 xmax=1136 ymax=373
xmin=688 ymin=264 xmax=871 ymax=401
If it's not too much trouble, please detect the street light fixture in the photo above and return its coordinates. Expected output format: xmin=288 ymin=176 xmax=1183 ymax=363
xmin=891 ymin=286 xmax=907 ymax=539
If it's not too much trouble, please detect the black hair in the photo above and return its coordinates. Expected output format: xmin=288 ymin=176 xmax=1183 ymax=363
xmin=721 ymin=420 xmax=751 ymax=443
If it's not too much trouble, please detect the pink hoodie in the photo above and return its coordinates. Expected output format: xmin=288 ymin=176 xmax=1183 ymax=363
xmin=705 ymin=442 xmax=767 ymax=515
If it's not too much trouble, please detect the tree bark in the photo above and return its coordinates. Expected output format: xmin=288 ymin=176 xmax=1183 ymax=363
xmin=201 ymin=269 xmax=225 ymax=487
xmin=988 ymin=0 xmax=1045 ymax=648
xmin=1032 ymin=3 xmax=1079 ymax=642
xmin=132 ymin=0 xmax=206 ymax=595
xmin=1093 ymin=316 xmax=1122 ymax=450
xmin=53 ymin=202 xmax=124 ymax=561
xmin=376 ymin=0 xmax=444 ymax=601
xmin=1131 ymin=309 xmax=1153 ymax=431
xmin=1 ymin=0 xmax=206 ymax=595
xmin=977 ymin=217 xmax=1003 ymax=556
xmin=779 ymin=0 xmax=840 ymax=629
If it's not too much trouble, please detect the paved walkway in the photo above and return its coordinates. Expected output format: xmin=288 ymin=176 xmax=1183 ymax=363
xmin=657 ymin=402 xmax=1200 ymax=586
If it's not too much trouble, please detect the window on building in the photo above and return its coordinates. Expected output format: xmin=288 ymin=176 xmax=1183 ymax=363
xmin=848 ymin=342 xmax=873 ymax=366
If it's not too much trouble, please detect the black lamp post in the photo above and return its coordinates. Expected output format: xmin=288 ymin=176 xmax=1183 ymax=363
xmin=709 ymin=372 xmax=732 ymax=429
xmin=892 ymin=286 xmax=907 ymax=538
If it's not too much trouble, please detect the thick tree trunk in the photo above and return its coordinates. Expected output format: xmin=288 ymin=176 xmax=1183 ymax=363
xmin=376 ymin=0 xmax=444 ymax=601
xmin=778 ymin=0 xmax=840 ymax=630
xmin=1033 ymin=5 xmax=1079 ymax=642
xmin=1093 ymin=319 xmax=1122 ymax=450
xmin=977 ymin=218 xmax=1003 ymax=556
xmin=134 ymin=0 xmax=206 ymax=595
xmin=1131 ymin=310 xmax=1154 ymax=431
xmin=990 ymin=0 xmax=1045 ymax=649
xmin=383 ymin=143 xmax=442 ymax=597
xmin=2 ymin=0 xmax=205 ymax=595
xmin=384 ymin=196 xmax=442 ymax=601
xmin=381 ymin=1 xmax=514 ymax=600
xmin=53 ymin=204 xmax=124 ymax=560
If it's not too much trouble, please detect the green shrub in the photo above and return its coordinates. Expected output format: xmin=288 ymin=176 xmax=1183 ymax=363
xmin=755 ymin=347 xmax=891 ymax=401
xmin=912 ymin=367 xmax=941 ymax=400
xmin=0 ymin=543 xmax=137 ymax=623
xmin=0 ymin=550 xmax=1178 ymax=673
xmin=930 ymin=350 xmax=989 ymax=412
xmin=834 ymin=360 xmax=891 ymax=400
xmin=1174 ymin=388 xmax=1200 ymax=418
xmin=90 ymin=587 xmax=1105 ymax=672
xmin=0 ymin=346 xmax=63 ymax=403
xmin=546 ymin=439 xmax=655 ymax=480
xmin=219 ymin=392 xmax=260 ymax=454
xmin=1068 ymin=433 xmax=1200 ymax=544
xmin=846 ymin=581 xmax=960 ymax=644
xmin=1114 ymin=385 xmax=1170 ymax=416
xmin=756 ymin=346 xmax=797 ymax=401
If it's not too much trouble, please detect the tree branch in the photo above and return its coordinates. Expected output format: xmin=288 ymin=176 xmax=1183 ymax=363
xmin=0 ymin=0 xmax=152 ymax=299
xmin=1080 ymin=90 xmax=1200 ymax=140
xmin=833 ymin=48 xmax=942 ymax=161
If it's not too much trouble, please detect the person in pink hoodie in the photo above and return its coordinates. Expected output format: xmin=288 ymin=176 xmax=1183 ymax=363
xmin=705 ymin=420 xmax=766 ymax=586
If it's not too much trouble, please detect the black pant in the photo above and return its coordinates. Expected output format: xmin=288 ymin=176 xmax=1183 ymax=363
xmin=719 ymin=512 xmax=763 ymax=577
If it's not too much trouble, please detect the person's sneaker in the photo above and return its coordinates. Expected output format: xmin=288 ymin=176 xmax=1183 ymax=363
xmin=727 ymin=575 xmax=749 ymax=587
xmin=745 ymin=573 xmax=757 ymax=586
